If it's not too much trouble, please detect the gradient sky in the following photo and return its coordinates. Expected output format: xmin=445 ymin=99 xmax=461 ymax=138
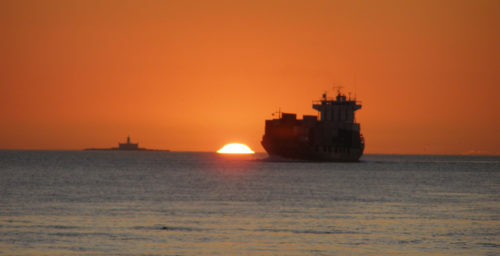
xmin=1 ymin=0 xmax=499 ymax=154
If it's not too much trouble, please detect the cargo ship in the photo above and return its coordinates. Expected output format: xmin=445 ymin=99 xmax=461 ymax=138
xmin=261 ymin=90 xmax=364 ymax=162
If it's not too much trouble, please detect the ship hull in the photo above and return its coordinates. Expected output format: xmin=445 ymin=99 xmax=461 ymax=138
xmin=261 ymin=136 xmax=364 ymax=162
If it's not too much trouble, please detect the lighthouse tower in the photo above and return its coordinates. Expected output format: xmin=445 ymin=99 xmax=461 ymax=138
xmin=118 ymin=136 xmax=139 ymax=150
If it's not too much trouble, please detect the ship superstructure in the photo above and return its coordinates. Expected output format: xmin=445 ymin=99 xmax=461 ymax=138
xmin=261 ymin=90 xmax=364 ymax=161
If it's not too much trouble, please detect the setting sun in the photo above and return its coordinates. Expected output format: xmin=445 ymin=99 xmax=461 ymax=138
xmin=217 ymin=143 xmax=255 ymax=154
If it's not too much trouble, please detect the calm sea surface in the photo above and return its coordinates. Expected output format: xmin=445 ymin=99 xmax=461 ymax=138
xmin=0 ymin=151 xmax=498 ymax=255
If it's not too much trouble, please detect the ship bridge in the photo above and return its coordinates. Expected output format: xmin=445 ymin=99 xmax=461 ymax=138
xmin=313 ymin=91 xmax=361 ymax=123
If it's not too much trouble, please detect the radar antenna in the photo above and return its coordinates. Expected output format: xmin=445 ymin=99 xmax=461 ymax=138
xmin=333 ymin=86 xmax=344 ymax=96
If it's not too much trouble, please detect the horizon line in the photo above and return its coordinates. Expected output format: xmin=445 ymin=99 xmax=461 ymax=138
xmin=0 ymin=148 xmax=498 ymax=157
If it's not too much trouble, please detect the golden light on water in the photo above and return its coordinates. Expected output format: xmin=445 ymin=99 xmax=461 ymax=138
xmin=217 ymin=143 xmax=255 ymax=154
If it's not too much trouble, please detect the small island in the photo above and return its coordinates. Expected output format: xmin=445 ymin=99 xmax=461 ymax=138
xmin=85 ymin=136 xmax=169 ymax=151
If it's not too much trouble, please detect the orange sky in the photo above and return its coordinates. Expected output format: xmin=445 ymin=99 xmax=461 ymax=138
xmin=1 ymin=0 xmax=499 ymax=155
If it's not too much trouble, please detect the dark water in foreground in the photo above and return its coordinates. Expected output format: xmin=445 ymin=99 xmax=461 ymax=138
xmin=0 ymin=151 xmax=498 ymax=255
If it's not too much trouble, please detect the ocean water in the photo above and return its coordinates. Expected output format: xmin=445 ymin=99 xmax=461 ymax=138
xmin=0 ymin=151 xmax=498 ymax=256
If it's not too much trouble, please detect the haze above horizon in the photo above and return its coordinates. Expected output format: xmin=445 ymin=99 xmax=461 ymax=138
xmin=1 ymin=0 xmax=499 ymax=155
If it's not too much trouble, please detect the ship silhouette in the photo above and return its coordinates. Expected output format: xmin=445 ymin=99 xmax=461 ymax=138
xmin=85 ymin=136 xmax=168 ymax=151
xmin=261 ymin=90 xmax=364 ymax=161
